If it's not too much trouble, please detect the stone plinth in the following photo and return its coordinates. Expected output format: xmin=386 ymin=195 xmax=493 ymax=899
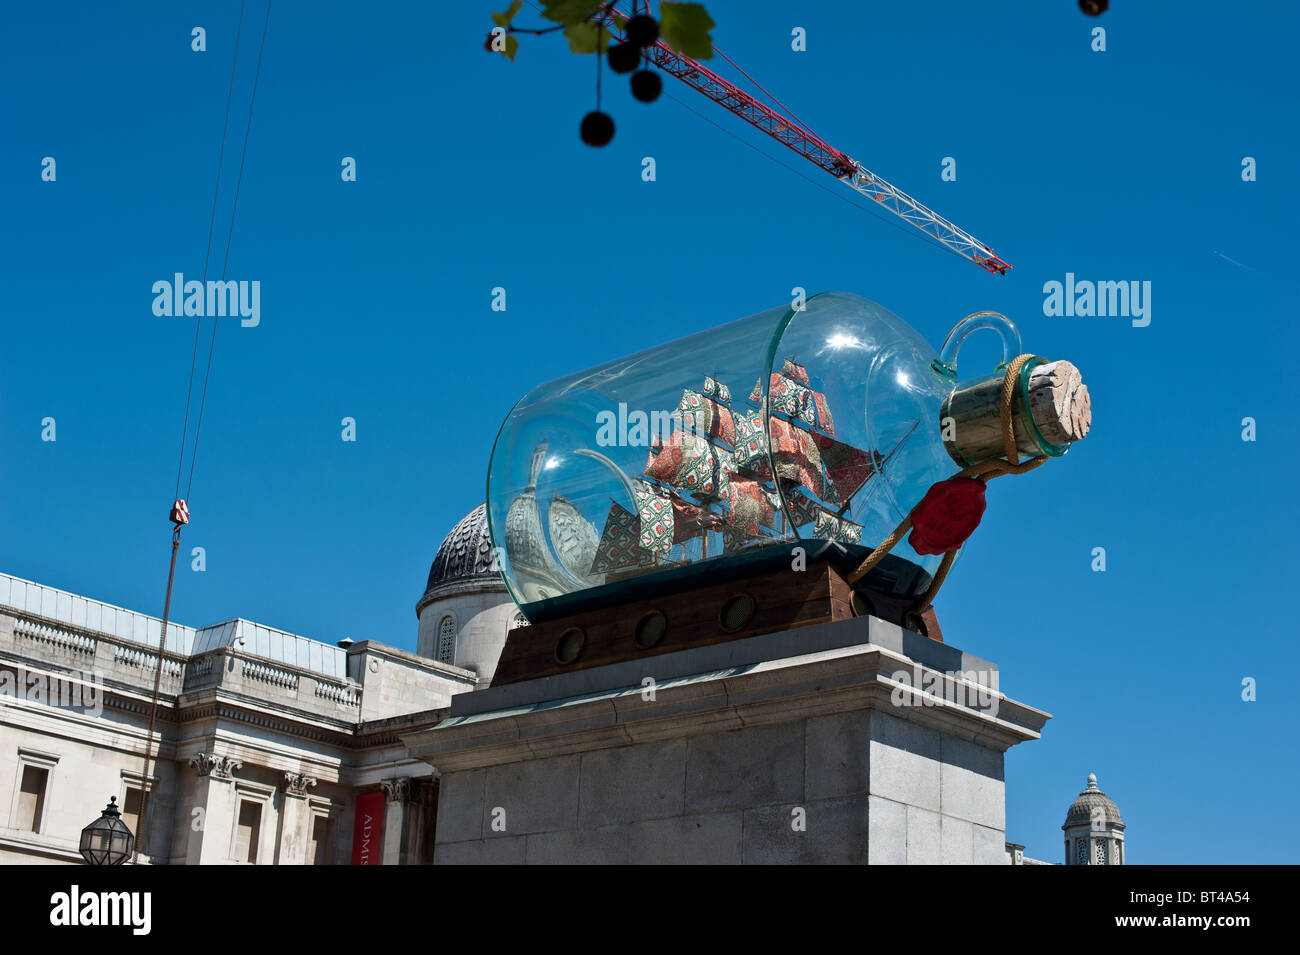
xmin=402 ymin=615 xmax=1050 ymax=865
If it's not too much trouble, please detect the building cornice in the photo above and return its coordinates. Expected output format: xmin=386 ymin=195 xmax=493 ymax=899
xmin=403 ymin=639 xmax=1050 ymax=774
xmin=415 ymin=578 xmax=509 ymax=618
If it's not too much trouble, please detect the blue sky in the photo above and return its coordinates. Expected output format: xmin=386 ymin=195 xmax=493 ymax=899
xmin=2 ymin=0 xmax=1298 ymax=863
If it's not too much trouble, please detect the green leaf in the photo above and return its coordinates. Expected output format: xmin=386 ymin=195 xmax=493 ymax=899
xmin=564 ymin=21 xmax=611 ymax=54
xmin=504 ymin=34 xmax=519 ymax=61
xmin=490 ymin=0 xmax=523 ymax=28
xmin=540 ymin=0 xmax=604 ymax=27
xmin=660 ymin=2 xmax=714 ymax=59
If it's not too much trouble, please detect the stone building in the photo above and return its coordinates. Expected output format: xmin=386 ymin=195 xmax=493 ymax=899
xmin=0 ymin=505 xmax=1121 ymax=865
xmin=0 ymin=507 xmax=508 ymax=865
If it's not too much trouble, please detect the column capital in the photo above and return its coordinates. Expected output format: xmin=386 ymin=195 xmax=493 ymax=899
xmin=380 ymin=776 xmax=410 ymax=804
xmin=190 ymin=752 xmax=242 ymax=779
xmin=283 ymin=772 xmax=318 ymax=797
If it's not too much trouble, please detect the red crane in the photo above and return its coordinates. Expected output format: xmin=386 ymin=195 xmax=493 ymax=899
xmin=597 ymin=6 xmax=1011 ymax=275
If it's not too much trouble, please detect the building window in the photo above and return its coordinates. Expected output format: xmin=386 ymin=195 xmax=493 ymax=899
xmin=234 ymin=800 xmax=262 ymax=864
xmin=1075 ymin=838 xmax=1087 ymax=865
xmin=309 ymin=814 xmax=332 ymax=865
xmin=1094 ymin=839 xmax=1108 ymax=865
xmin=16 ymin=766 xmax=48 ymax=832
xmin=437 ymin=615 xmax=456 ymax=665
xmin=121 ymin=786 xmax=143 ymax=840
xmin=10 ymin=749 xmax=58 ymax=834
xmin=511 ymin=611 xmax=529 ymax=630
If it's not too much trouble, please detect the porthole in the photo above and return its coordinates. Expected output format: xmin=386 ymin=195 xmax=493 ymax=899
xmin=634 ymin=610 xmax=667 ymax=649
xmin=554 ymin=627 xmax=586 ymax=664
xmin=718 ymin=593 xmax=756 ymax=633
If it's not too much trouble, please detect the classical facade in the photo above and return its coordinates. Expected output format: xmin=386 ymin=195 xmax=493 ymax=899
xmin=0 ymin=508 xmax=511 ymax=865
xmin=0 ymin=506 xmax=1123 ymax=865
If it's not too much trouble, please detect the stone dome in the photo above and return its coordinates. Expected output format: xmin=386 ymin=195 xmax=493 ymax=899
xmin=415 ymin=504 xmax=506 ymax=616
xmin=1063 ymin=773 xmax=1125 ymax=830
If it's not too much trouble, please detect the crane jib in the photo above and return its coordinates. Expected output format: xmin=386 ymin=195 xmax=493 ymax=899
xmin=597 ymin=6 xmax=1009 ymax=275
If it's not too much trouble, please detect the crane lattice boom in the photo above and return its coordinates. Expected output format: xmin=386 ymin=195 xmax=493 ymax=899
xmin=598 ymin=7 xmax=1010 ymax=275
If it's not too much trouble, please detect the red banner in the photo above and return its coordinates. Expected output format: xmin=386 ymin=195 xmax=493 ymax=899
xmin=351 ymin=791 xmax=385 ymax=865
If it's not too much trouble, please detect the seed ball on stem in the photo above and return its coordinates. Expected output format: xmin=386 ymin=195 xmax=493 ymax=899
xmin=580 ymin=110 xmax=615 ymax=147
xmin=625 ymin=14 xmax=659 ymax=48
xmin=630 ymin=69 xmax=662 ymax=103
xmin=608 ymin=42 xmax=641 ymax=74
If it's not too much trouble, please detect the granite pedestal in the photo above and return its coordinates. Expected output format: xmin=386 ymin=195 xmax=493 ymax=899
xmin=402 ymin=615 xmax=1049 ymax=864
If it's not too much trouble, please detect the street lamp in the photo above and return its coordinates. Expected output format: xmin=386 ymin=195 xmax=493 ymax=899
xmin=79 ymin=797 xmax=135 ymax=865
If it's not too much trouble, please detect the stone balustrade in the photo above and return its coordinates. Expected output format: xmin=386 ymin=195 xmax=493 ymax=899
xmin=1 ymin=609 xmax=362 ymax=721
xmin=12 ymin=615 xmax=98 ymax=658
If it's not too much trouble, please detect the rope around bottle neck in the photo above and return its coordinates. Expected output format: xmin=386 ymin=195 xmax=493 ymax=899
xmin=847 ymin=354 xmax=1049 ymax=614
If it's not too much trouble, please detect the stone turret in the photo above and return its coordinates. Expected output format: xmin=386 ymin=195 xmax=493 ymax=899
xmin=1063 ymin=773 xmax=1126 ymax=865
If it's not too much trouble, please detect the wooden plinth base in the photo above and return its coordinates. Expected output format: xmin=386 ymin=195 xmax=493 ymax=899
xmin=490 ymin=559 xmax=943 ymax=687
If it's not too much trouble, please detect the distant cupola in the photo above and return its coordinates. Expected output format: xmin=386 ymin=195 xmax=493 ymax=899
xmin=414 ymin=504 xmax=520 ymax=683
xmin=1062 ymin=773 xmax=1126 ymax=865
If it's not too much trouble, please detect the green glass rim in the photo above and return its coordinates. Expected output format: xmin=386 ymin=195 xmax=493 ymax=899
xmin=1020 ymin=357 xmax=1069 ymax=457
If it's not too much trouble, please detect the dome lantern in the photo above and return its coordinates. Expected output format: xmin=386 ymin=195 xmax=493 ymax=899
xmin=1062 ymin=772 xmax=1126 ymax=865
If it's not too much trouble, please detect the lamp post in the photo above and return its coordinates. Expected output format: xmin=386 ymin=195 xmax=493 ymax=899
xmin=79 ymin=797 xmax=135 ymax=865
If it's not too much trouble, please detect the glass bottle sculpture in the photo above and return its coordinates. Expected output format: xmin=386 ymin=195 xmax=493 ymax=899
xmin=487 ymin=291 xmax=1080 ymax=623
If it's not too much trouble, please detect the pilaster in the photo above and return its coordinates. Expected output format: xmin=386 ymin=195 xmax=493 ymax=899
xmin=183 ymin=752 xmax=243 ymax=865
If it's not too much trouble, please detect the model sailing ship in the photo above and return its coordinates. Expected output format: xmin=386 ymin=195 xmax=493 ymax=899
xmin=582 ymin=358 xmax=915 ymax=586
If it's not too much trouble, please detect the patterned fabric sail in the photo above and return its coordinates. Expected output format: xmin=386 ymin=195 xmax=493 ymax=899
xmin=632 ymin=481 xmax=675 ymax=555
xmin=589 ymin=501 xmax=656 ymax=575
xmin=748 ymin=368 xmax=835 ymax=435
xmin=769 ymin=416 xmax=826 ymax=501
xmin=702 ymin=376 xmax=732 ymax=405
xmin=676 ymin=389 xmax=736 ymax=446
xmin=781 ymin=358 xmax=810 ymax=385
xmin=644 ymin=431 xmax=719 ymax=497
xmin=783 ymin=490 xmax=822 ymax=528
xmin=727 ymin=478 xmax=775 ymax=536
xmin=812 ymin=508 xmax=865 ymax=545
xmin=771 ymin=375 xmax=817 ymax=428
xmin=602 ymin=357 xmax=881 ymax=574
xmin=734 ymin=410 xmax=770 ymax=475
xmin=812 ymin=434 xmax=877 ymax=505
xmin=813 ymin=393 xmax=835 ymax=436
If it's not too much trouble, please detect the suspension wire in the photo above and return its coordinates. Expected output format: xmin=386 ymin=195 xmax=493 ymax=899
xmin=137 ymin=1 xmax=272 ymax=865
xmin=174 ymin=0 xmax=247 ymax=501
xmin=185 ymin=0 xmax=273 ymax=502
xmin=661 ymin=89 xmax=969 ymax=266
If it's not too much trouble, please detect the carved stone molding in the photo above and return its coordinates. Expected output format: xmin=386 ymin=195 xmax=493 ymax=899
xmin=190 ymin=752 xmax=243 ymax=779
xmin=380 ymin=777 xmax=410 ymax=804
xmin=283 ymin=772 xmax=318 ymax=797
